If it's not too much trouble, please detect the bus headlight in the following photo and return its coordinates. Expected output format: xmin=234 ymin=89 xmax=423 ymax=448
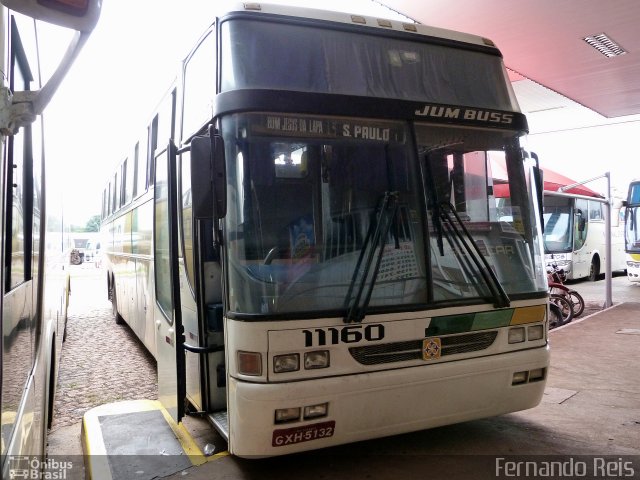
xmin=528 ymin=368 xmax=545 ymax=382
xmin=512 ymin=371 xmax=528 ymax=385
xmin=528 ymin=324 xmax=544 ymax=340
xmin=508 ymin=327 xmax=525 ymax=344
xmin=275 ymin=407 xmax=301 ymax=424
xmin=274 ymin=353 xmax=300 ymax=373
xmin=304 ymin=403 xmax=328 ymax=420
xmin=304 ymin=350 xmax=330 ymax=369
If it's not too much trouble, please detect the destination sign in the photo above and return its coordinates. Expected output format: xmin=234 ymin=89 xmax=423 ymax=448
xmin=249 ymin=114 xmax=406 ymax=143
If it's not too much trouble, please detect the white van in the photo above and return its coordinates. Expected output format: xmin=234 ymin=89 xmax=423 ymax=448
xmin=84 ymin=240 xmax=101 ymax=264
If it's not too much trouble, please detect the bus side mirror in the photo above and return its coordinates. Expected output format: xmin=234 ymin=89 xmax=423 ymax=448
xmin=578 ymin=217 xmax=586 ymax=232
xmin=190 ymin=133 xmax=226 ymax=220
xmin=4 ymin=0 xmax=101 ymax=32
xmin=2 ymin=0 xmax=102 ymax=133
xmin=531 ymin=156 xmax=544 ymax=233
xmin=573 ymin=210 xmax=586 ymax=240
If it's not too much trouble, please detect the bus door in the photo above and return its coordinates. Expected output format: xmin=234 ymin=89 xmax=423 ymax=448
xmin=572 ymin=198 xmax=589 ymax=278
xmin=179 ymin=144 xmax=227 ymax=409
xmin=626 ymin=182 xmax=640 ymax=252
xmin=153 ymin=143 xmax=186 ymax=423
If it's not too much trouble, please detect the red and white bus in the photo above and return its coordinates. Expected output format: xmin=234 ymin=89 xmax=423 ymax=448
xmin=541 ymin=169 xmax=626 ymax=281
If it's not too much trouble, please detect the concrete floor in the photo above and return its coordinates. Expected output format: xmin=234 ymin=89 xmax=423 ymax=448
xmin=47 ymin=266 xmax=640 ymax=479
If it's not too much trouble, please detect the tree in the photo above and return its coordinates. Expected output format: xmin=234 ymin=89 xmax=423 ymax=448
xmin=85 ymin=215 xmax=101 ymax=232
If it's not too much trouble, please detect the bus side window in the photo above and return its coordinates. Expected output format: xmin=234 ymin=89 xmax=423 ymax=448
xmin=182 ymin=30 xmax=216 ymax=139
xmin=181 ymin=151 xmax=195 ymax=289
xmin=134 ymin=134 xmax=150 ymax=199
xmin=107 ymin=181 xmax=112 ymax=216
xmin=148 ymin=116 xmax=158 ymax=186
xmin=4 ymin=19 xmax=34 ymax=291
xmin=574 ymin=199 xmax=589 ymax=249
xmin=157 ymin=89 xmax=176 ymax=148
xmin=102 ymin=188 xmax=107 ymax=219
xmin=121 ymin=158 xmax=129 ymax=206
xmin=5 ymin=129 xmax=30 ymax=290
xmin=589 ymin=201 xmax=603 ymax=221
xmin=124 ymin=154 xmax=134 ymax=204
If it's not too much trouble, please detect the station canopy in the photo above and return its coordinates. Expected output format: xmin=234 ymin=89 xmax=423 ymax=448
xmin=489 ymin=153 xmax=602 ymax=199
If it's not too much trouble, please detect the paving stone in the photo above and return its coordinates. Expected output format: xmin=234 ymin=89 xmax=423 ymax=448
xmin=50 ymin=266 xmax=158 ymax=430
xmin=51 ymin=267 xmax=606 ymax=430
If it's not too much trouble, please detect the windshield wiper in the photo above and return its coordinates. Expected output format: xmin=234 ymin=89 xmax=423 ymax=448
xmin=439 ymin=202 xmax=511 ymax=309
xmin=343 ymin=191 xmax=399 ymax=323
xmin=423 ymin=154 xmax=445 ymax=256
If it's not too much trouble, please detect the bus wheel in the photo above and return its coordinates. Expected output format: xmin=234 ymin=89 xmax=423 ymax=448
xmin=111 ymin=284 xmax=124 ymax=325
xmin=47 ymin=340 xmax=56 ymax=429
xmin=589 ymin=255 xmax=600 ymax=282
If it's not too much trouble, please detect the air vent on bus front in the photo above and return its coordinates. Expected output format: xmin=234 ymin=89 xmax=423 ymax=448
xmin=349 ymin=331 xmax=498 ymax=365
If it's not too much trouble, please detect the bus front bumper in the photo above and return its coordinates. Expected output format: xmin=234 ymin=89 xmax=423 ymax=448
xmin=226 ymin=344 xmax=550 ymax=457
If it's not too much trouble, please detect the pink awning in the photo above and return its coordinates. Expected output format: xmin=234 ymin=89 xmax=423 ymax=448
xmin=540 ymin=168 xmax=602 ymax=198
xmin=489 ymin=154 xmax=602 ymax=198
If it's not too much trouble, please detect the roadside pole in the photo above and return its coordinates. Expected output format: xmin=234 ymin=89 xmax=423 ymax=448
xmin=559 ymin=172 xmax=613 ymax=308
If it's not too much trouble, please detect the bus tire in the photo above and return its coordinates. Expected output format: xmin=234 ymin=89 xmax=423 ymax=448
xmin=63 ymin=276 xmax=70 ymax=342
xmin=47 ymin=341 xmax=56 ymax=430
xmin=110 ymin=283 xmax=125 ymax=325
xmin=589 ymin=255 xmax=600 ymax=282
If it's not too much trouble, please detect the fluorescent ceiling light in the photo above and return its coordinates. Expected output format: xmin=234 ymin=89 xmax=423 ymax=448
xmin=583 ymin=33 xmax=627 ymax=58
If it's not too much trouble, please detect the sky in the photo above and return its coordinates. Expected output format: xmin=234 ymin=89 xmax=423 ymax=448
xmin=42 ymin=1 xmax=219 ymax=224
xmin=40 ymin=0 xmax=639 ymax=224
xmin=43 ymin=0 xmax=400 ymax=225
xmin=527 ymin=120 xmax=638 ymax=200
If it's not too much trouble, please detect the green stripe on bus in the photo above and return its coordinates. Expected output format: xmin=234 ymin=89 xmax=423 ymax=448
xmin=426 ymin=313 xmax=475 ymax=336
xmin=426 ymin=310 xmax=513 ymax=336
xmin=472 ymin=309 xmax=514 ymax=330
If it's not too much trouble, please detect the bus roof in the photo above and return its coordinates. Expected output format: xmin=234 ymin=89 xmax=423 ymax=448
xmin=219 ymin=2 xmax=501 ymax=53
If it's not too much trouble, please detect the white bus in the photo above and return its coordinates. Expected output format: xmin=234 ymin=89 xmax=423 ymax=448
xmin=101 ymin=2 xmax=550 ymax=458
xmin=543 ymin=189 xmax=626 ymax=281
xmin=0 ymin=0 xmax=100 ymax=476
xmin=624 ymin=180 xmax=640 ymax=282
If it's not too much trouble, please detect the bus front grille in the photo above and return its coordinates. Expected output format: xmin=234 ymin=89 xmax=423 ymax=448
xmin=349 ymin=331 xmax=498 ymax=365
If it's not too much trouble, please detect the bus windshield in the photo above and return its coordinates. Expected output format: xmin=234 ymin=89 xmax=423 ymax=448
xmin=543 ymin=196 xmax=573 ymax=253
xmin=220 ymin=18 xmax=514 ymax=111
xmin=625 ymin=181 xmax=640 ymax=253
xmin=222 ymin=113 xmax=546 ymax=317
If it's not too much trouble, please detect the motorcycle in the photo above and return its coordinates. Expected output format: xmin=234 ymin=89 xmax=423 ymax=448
xmin=547 ymin=263 xmax=585 ymax=328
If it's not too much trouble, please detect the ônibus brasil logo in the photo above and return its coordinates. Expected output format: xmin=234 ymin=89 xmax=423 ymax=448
xmin=8 ymin=456 xmax=73 ymax=480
